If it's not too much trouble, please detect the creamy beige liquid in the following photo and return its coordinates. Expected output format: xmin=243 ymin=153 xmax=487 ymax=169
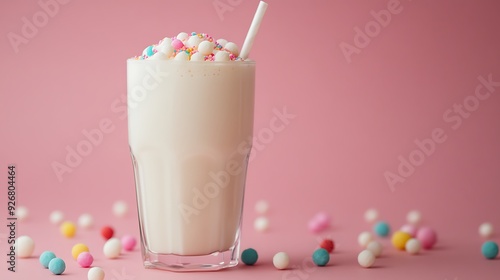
xmin=127 ymin=60 xmax=254 ymax=255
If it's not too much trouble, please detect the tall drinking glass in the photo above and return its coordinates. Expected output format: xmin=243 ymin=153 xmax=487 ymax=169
xmin=127 ymin=60 xmax=255 ymax=271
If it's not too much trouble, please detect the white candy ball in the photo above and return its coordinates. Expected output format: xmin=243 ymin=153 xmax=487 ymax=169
xmin=406 ymin=210 xmax=422 ymax=225
xmin=405 ymin=238 xmax=421 ymax=254
xmin=16 ymin=206 xmax=29 ymax=221
xmin=88 ymin=266 xmax=105 ymax=280
xmin=255 ymin=200 xmax=270 ymax=214
xmin=185 ymin=35 xmax=202 ymax=48
xmin=159 ymin=44 xmax=174 ymax=57
xmin=224 ymin=42 xmax=239 ymax=57
xmin=364 ymin=209 xmax=378 ymax=223
xmin=148 ymin=51 xmax=168 ymax=60
xmin=254 ymin=217 xmax=270 ymax=232
xmin=157 ymin=37 xmax=172 ymax=49
xmin=358 ymin=250 xmax=375 ymax=268
xmin=479 ymin=222 xmax=494 ymax=238
xmin=113 ymin=201 xmax=128 ymax=218
xmin=50 ymin=211 xmax=64 ymax=225
xmin=16 ymin=235 xmax=35 ymax=258
xmin=198 ymin=41 xmax=215 ymax=56
xmin=78 ymin=213 xmax=94 ymax=229
xmin=272 ymin=252 xmax=289 ymax=270
xmin=190 ymin=52 xmax=205 ymax=61
xmin=103 ymin=238 xmax=122 ymax=259
xmin=214 ymin=51 xmax=230 ymax=62
xmin=216 ymin=38 xmax=228 ymax=47
xmin=176 ymin=32 xmax=189 ymax=41
xmin=174 ymin=51 xmax=189 ymax=61
xmin=358 ymin=231 xmax=373 ymax=248
xmin=366 ymin=240 xmax=383 ymax=257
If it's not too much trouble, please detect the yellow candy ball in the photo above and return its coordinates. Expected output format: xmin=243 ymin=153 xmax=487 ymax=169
xmin=71 ymin=243 xmax=89 ymax=260
xmin=392 ymin=231 xmax=412 ymax=250
xmin=60 ymin=221 xmax=76 ymax=238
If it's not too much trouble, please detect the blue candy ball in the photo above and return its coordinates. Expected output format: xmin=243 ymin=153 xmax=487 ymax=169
xmin=312 ymin=248 xmax=330 ymax=266
xmin=146 ymin=45 xmax=154 ymax=57
xmin=48 ymin=258 xmax=66 ymax=275
xmin=481 ymin=241 xmax=499 ymax=260
xmin=241 ymin=248 xmax=258 ymax=265
xmin=39 ymin=251 xmax=56 ymax=268
xmin=374 ymin=221 xmax=391 ymax=237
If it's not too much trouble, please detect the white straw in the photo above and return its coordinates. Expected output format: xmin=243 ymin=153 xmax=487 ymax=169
xmin=239 ymin=1 xmax=268 ymax=60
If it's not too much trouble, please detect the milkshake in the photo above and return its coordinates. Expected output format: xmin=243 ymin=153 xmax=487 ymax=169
xmin=128 ymin=32 xmax=255 ymax=271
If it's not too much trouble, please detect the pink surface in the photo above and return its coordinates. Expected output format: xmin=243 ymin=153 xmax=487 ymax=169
xmin=1 ymin=0 xmax=500 ymax=279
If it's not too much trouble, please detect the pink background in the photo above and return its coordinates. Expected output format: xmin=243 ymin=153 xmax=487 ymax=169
xmin=1 ymin=0 xmax=500 ymax=279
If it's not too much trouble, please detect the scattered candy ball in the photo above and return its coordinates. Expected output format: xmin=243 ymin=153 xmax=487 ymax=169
xmin=254 ymin=217 xmax=270 ymax=232
xmin=357 ymin=250 xmax=376 ymax=268
xmin=392 ymin=231 xmax=412 ymax=250
xmin=113 ymin=201 xmax=128 ymax=218
xmin=241 ymin=248 xmax=259 ymax=265
xmin=48 ymin=257 xmax=66 ymax=275
xmin=39 ymin=251 xmax=56 ymax=268
xmin=358 ymin=231 xmax=374 ymax=248
xmin=416 ymin=227 xmax=437 ymax=249
xmin=479 ymin=222 xmax=494 ymax=238
xmin=400 ymin=224 xmax=418 ymax=237
xmin=71 ymin=243 xmax=89 ymax=260
xmin=15 ymin=206 xmax=29 ymax=221
xmin=364 ymin=208 xmax=379 ymax=223
xmin=121 ymin=235 xmax=137 ymax=251
xmin=308 ymin=212 xmax=330 ymax=233
xmin=88 ymin=266 xmax=105 ymax=280
xmin=50 ymin=210 xmax=64 ymax=225
xmin=254 ymin=200 xmax=270 ymax=214
xmin=373 ymin=221 xmax=390 ymax=237
xmin=366 ymin=240 xmax=383 ymax=257
xmin=273 ymin=252 xmax=290 ymax=270
xmin=77 ymin=252 xmax=94 ymax=268
xmin=16 ymin=235 xmax=35 ymax=258
xmin=60 ymin=221 xmax=77 ymax=238
xmin=308 ymin=221 xmax=324 ymax=234
xmin=405 ymin=238 xmax=421 ymax=255
xmin=78 ymin=213 xmax=94 ymax=229
xmin=406 ymin=210 xmax=422 ymax=225
xmin=481 ymin=241 xmax=499 ymax=260
xmin=101 ymin=226 xmax=114 ymax=240
xmin=319 ymin=238 xmax=335 ymax=253
xmin=103 ymin=237 xmax=122 ymax=259
xmin=312 ymin=248 xmax=330 ymax=266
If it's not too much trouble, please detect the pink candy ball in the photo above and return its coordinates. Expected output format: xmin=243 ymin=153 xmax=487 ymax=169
xmin=121 ymin=235 xmax=137 ymax=251
xmin=77 ymin=252 xmax=93 ymax=268
xmin=308 ymin=212 xmax=330 ymax=234
xmin=400 ymin=224 xmax=418 ymax=237
xmin=416 ymin=227 xmax=437 ymax=249
xmin=171 ymin=39 xmax=184 ymax=50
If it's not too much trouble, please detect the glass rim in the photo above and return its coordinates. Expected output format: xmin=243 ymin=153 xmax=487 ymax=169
xmin=127 ymin=59 xmax=256 ymax=65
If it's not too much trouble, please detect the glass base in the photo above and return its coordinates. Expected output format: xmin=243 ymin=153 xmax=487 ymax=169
xmin=142 ymin=248 xmax=239 ymax=272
